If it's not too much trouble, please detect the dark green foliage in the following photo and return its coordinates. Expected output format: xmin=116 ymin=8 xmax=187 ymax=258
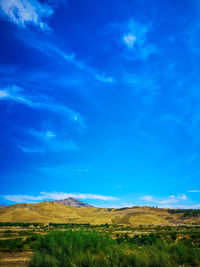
xmin=0 ymin=238 xmax=25 ymax=251
xmin=115 ymin=233 xmax=164 ymax=245
xmin=0 ymin=222 xmax=40 ymax=227
xmin=106 ymin=208 xmax=112 ymax=212
xmin=169 ymin=232 xmax=177 ymax=240
xmin=168 ymin=209 xmax=200 ymax=217
xmin=115 ymin=207 xmax=132 ymax=211
xmin=30 ymin=230 xmax=200 ymax=267
xmin=49 ymin=223 xmax=92 ymax=229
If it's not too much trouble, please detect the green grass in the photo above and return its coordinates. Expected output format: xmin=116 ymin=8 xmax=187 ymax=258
xmin=30 ymin=230 xmax=200 ymax=267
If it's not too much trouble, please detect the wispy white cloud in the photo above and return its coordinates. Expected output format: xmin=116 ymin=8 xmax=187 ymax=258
xmin=0 ymin=90 xmax=9 ymax=98
xmin=3 ymin=194 xmax=45 ymax=204
xmin=121 ymin=202 xmax=134 ymax=207
xmin=18 ymin=145 xmax=45 ymax=153
xmin=19 ymin=140 xmax=78 ymax=153
xmin=0 ymin=85 xmax=81 ymax=153
xmin=159 ymin=203 xmax=200 ymax=209
xmin=42 ymin=192 xmax=118 ymax=201
xmin=18 ymin=128 xmax=78 ymax=153
xmin=142 ymin=195 xmax=153 ymax=202
xmin=157 ymin=194 xmax=187 ymax=204
xmin=0 ymin=85 xmax=85 ymax=128
xmin=30 ymin=129 xmax=56 ymax=140
xmin=108 ymin=18 xmax=156 ymax=60
xmin=141 ymin=194 xmax=187 ymax=205
xmin=25 ymin=42 xmax=116 ymax=84
xmin=123 ymin=33 xmax=137 ymax=48
xmin=3 ymin=192 xmax=119 ymax=203
xmin=0 ymin=0 xmax=54 ymax=31
xmin=188 ymin=190 xmax=200 ymax=193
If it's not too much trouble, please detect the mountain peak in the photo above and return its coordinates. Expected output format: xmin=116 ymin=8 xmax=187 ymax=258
xmin=54 ymin=198 xmax=94 ymax=208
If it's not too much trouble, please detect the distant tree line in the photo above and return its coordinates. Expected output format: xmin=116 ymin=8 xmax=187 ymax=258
xmin=0 ymin=222 xmax=40 ymax=227
xmin=168 ymin=209 xmax=200 ymax=217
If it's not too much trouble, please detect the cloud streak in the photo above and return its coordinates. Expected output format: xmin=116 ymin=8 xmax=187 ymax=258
xmin=18 ymin=145 xmax=45 ymax=153
xmin=0 ymin=85 xmax=85 ymax=128
xmin=44 ymin=44 xmax=116 ymax=83
xmin=20 ymin=39 xmax=116 ymax=84
xmin=3 ymin=192 xmax=119 ymax=203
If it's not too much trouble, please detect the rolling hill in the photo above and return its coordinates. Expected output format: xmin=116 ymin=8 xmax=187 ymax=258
xmin=0 ymin=201 xmax=199 ymax=225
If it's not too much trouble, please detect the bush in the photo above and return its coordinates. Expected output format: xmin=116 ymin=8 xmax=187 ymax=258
xmin=30 ymin=230 xmax=200 ymax=267
xmin=0 ymin=238 xmax=25 ymax=252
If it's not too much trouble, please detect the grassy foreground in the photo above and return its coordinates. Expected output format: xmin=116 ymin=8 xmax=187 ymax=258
xmin=30 ymin=230 xmax=200 ymax=267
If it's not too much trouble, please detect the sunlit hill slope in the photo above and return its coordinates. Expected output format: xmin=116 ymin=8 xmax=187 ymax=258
xmin=0 ymin=201 xmax=199 ymax=225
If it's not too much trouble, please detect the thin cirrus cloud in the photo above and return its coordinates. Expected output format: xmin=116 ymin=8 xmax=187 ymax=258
xmin=40 ymin=165 xmax=90 ymax=176
xmin=141 ymin=194 xmax=187 ymax=205
xmin=0 ymin=85 xmax=85 ymax=128
xmin=188 ymin=190 xmax=200 ymax=193
xmin=0 ymin=0 xmax=54 ymax=31
xmin=49 ymin=45 xmax=116 ymax=83
xmin=3 ymin=192 xmax=119 ymax=203
xmin=22 ymin=40 xmax=116 ymax=84
xmin=30 ymin=129 xmax=57 ymax=141
xmin=31 ymin=129 xmax=78 ymax=152
xmin=18 ymin=145 xmax=45 ymax=153
xmin=18 ymin=128 xmax=79 ymax=153
xmin=19 ymin=139 xmax=78 ymax=153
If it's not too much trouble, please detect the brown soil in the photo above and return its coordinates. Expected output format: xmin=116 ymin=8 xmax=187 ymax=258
xmin=0 ymin=251 xmax=32 ymax=266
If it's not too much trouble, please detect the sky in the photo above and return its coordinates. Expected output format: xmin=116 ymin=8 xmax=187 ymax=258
xmin=0 ymin=0 xmax=200 ymax=209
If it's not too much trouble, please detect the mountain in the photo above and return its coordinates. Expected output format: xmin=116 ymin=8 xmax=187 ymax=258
xmin=0 ymin=202 xmax=199 ymax=225
xmin=54 ymin=197 xmax=94 ymax=207
xmin=0 ymin=205 xmax=6 ymax=208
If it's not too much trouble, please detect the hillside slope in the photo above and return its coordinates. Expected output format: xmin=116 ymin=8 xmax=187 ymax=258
xmin=0 ymin=202 xmax=199 ymax=225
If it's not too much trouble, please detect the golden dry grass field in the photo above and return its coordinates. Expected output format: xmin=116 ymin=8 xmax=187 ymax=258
xmin=0 ymin=202 xmax=199 ymax=225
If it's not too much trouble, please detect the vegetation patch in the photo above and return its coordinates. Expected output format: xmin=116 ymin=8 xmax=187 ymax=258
xmin=30 ymin=230 xmax=200 ymax=267
xmin=168 ymin=209 xmax=200 ymax=218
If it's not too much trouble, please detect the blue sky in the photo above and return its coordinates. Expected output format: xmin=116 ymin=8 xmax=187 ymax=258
xmin=0 ymin=0 xmax=200 ymax=208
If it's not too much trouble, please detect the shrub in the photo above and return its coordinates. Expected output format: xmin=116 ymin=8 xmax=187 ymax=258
xmin=0 ymin=238 xmax=25 ymax=252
